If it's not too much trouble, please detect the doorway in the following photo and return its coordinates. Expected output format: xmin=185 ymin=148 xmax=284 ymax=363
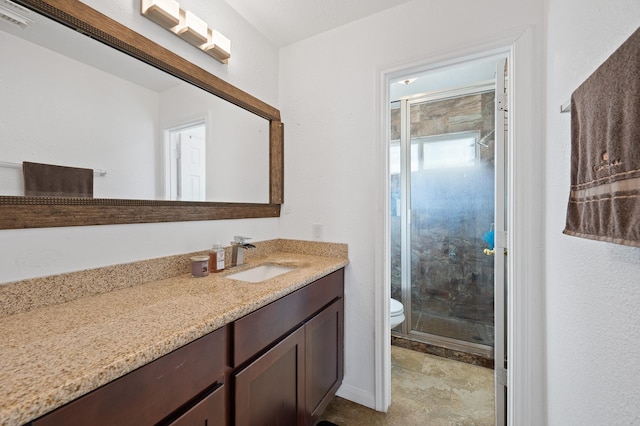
xmin=375 ymin=28 xmax=542 ymax=425
xmin=387 ymin=55 xmax=508 ymax=424
xmin=165 ymin=121 xmax=206 ymax=201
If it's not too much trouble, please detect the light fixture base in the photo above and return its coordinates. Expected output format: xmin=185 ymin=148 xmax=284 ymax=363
xmin=140 ymin=0 xmax=180 ymax=29
xmin=141 ymin=0 xmax=231 ymax=64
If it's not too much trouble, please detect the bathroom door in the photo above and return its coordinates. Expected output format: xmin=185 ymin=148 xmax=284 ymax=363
xmin=178 ymin=132 xmax=206 ymax=201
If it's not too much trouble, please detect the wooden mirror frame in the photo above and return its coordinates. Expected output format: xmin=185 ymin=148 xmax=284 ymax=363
xmin=0 ymin=0 xmax=284 ymax=229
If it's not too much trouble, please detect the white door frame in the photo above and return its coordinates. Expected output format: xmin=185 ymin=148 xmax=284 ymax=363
xmin=374 ymin=26 xmax=544 ymax=425
xmin=163 ymin=118 xmax=207 ymax=201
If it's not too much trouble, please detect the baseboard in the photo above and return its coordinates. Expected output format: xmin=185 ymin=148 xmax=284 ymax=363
xmin=335 ymin=383 xmax=376 ymax=410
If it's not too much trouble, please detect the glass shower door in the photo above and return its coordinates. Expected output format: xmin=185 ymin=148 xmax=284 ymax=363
xmin=391 ymin=85 xmax=497 ymax=356
xmin=408 ymin=122 xmax=495 ymax=349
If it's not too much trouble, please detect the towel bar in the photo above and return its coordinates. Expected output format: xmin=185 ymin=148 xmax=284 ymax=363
xmin=560 ymin=100 xmax=571 ymax=113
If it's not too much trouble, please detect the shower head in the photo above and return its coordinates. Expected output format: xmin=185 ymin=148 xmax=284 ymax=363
xmin=477 ymin=129 xmax=495 ymax=148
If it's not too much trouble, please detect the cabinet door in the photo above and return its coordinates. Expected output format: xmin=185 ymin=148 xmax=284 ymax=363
xmin=234 ymin=326 xmax=305 ymax=426
xmin=170 ymin=385 xmax=225 ymax=426
xmin=234 ymin=269 xmax=344 ymax=367
xmin=305 ymin=298 xmax=344 ymax=422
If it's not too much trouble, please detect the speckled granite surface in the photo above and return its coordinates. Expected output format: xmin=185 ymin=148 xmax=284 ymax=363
xmin=0 ymin=239 xmax=348 ymax=426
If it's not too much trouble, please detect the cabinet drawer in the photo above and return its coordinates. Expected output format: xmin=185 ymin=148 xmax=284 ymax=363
xmin=170 ymin=384 xmax=226 ymax=426
xmin=234 ymin=269 xmax=344 ymax=366
xmin=33 ymin=325 xmax=228 ymax=426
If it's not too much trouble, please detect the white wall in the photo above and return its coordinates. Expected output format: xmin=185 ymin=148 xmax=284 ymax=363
xmin=0 ymin=0 xmax=280 ymax=284
xmin=545 ymin=1 xmax=640 ymax=424
xmin=279 ymin=0 xmax=543 ymax=410
xmin=0 ymin=31 xmax=160 ymax=199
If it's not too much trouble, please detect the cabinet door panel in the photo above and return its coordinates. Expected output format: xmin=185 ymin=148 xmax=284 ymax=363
xmin=235 ymin=326 xmax=305 ymax=426
xmin=170 ymin=385 xmax=225 ymax=426
xmin=305 ymin=298 xmax=344 ymax=421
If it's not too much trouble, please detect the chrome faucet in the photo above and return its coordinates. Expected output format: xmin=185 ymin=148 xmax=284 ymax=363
xmin=231 ymin=236 xmax=256 ymax=267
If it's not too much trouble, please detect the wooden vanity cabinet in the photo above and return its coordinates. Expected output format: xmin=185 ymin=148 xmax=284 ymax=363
xmin=31 ymin=325 xmax=229 ymax=426
xmin=232 ymin=268 xmax=344 ymax=426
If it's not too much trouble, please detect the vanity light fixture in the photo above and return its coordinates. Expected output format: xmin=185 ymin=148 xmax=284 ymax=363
xmin=204 ymin=29 xmax=231 ymax=64
xmin=140 ymin=0 xmax=180 ymax=28
xmin=140 ymin=0 xmax=231 ymax=64
xmin=177 ymin=9 xmax=208 ymax=45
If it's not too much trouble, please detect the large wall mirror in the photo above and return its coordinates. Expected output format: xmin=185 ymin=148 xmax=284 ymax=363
xmin=0 ymin=0 xmax=284 ymax=229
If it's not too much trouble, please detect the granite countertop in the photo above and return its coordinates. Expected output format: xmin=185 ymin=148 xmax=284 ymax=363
xmin=0 ymin=240 xmax=348 ymax=426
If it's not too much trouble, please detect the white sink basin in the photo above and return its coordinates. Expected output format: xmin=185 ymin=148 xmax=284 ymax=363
xmin=226 ymin=264 xmax=295 ymax=283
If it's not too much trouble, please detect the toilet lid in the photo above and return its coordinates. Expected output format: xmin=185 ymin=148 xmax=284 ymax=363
xmin=390 ymin=298 xmax=404 ymax=316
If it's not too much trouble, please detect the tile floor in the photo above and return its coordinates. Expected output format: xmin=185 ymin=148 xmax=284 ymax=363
xmin=318 ymin=345 xmax=495 ymax=425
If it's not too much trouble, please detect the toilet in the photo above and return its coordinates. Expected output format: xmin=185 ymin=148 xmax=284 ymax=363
xmin=390 ymin=298 xmax=405 ymax=329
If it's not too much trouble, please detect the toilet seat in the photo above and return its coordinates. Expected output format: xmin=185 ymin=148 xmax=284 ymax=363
xmin=390 ymin=298 xmax=406 ymax=329
xmin=390 ymin=298 xmax=404 ymax=317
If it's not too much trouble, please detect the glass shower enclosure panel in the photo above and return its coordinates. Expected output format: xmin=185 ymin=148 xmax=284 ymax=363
xmin=391 ymin=90 xmax=496 ymax=352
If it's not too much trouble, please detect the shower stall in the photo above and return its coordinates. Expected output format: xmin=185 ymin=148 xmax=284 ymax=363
xmin=390 ymin=75 xmax=499 ymax=360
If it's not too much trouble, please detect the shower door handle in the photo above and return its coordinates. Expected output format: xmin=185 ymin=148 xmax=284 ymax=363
xmin=483 ymin=248 xmax=507 ymax=256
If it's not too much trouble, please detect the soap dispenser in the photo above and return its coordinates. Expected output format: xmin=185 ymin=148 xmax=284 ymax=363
xmin=209 ymin=244 xmax=225 ymax=272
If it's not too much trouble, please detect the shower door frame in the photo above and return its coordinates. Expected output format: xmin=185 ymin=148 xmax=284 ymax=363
xmin=395 ymin=82 xmax=498 ymax=359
